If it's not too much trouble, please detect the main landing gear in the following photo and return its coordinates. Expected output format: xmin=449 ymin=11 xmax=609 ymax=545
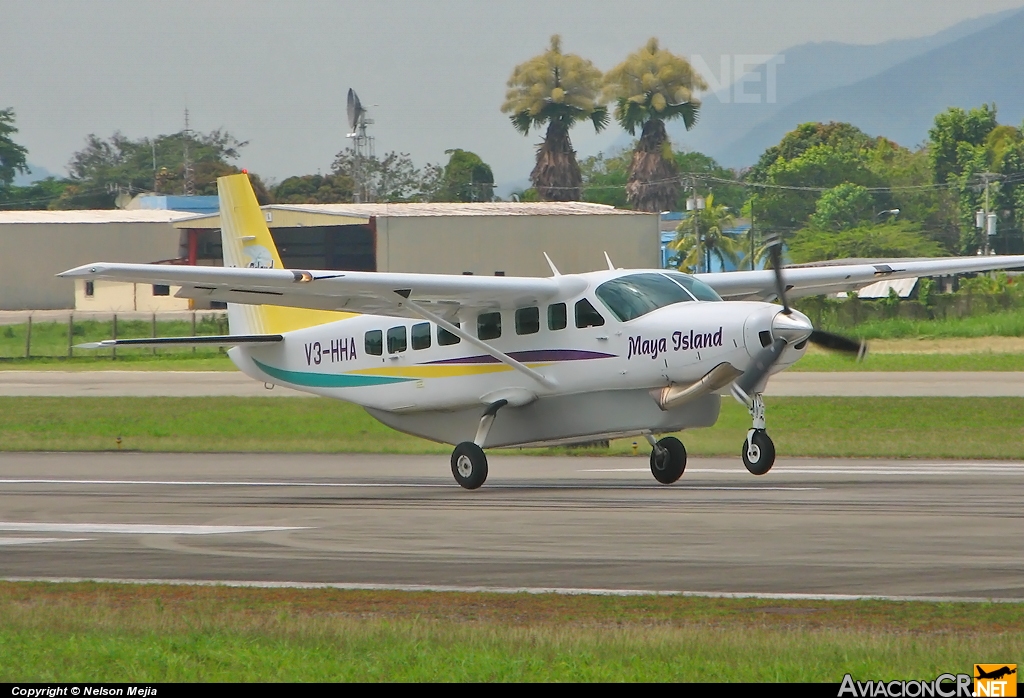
xmin=742 ymin=393 xmax=775 ymax=475
xmin=450 ymin=399 xmax=508 ymax=490
xmin=646 ymin=434 xmax=687 ymax=484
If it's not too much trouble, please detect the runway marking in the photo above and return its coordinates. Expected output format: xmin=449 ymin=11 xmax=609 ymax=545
xmin=3 ymin=577 xmax=1020 ymax=604
xmin=0 ymin=537 xmax=91 ymax=546
xmin=0 ymin=523 xmax=308 ymax=535
xmin=582 ymin=465 xmax=1024 ymax=475
xmin=0 ymin=478 xmax=819 ymax=491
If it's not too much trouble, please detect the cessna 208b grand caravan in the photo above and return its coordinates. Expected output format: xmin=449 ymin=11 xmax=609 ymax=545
xmin=61 ymin=174 xmax=1024 ymax=489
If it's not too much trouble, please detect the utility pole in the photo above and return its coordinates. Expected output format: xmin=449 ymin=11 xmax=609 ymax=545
xmin=976 ymin=172 xmax=998 ymax=255
xmin=182 ymin=108 xmax=195 ymax=197
xmin=687 ymin=179 xmax=705 ymax=273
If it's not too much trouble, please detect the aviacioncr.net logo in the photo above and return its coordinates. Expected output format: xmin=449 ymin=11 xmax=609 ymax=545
xmin=838 ymin=673 xmax=974 ymax=697
xmin=243 ymin=244 xmax=274 ymax=269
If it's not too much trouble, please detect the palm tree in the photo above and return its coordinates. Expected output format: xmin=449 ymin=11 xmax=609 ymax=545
xmin=604 ymin=39 xmax=707 ymax=212
xmin=670 ymin=194 xmax=742 ymax=272
xmin=501 ymin=35 xmax=608 ymax=201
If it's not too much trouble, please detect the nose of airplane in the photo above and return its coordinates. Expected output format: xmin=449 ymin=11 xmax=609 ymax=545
xmin=772 ymin=309 xmax=813 ymax=345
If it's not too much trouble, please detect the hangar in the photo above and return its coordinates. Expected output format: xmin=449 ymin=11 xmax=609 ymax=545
xmin=0 ymin=202 xmax=659 ymax=310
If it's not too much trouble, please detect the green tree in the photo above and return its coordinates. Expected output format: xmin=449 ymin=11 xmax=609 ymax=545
xmin=669 ymin=193 xmax=742 ymax=272
xmin=809 ymin=183 xmax=875 ymax=231
xmin=787 ymin=220 xmax=944 ymax=263
xmin=271 ymin=173 xmax=355 ymax=204
xmin=749 ymin=122 xmax=875 ymax=183
xmin=0 ymin=108 xmax=29 ymax=190
xmin=435 ymin=149 xmax=495 ymax=202
xmin=579 ymin=149 xmax=630 ymax=208
xmin=331 ymin=149 xmax=440 ymax=202
xmin=928 ymin=104 xmax=998 ymax=185
xmin=0 ymin=177 xmax=71 ymax=210
xmin=604 ymin=38 xmax=707 ymax=212
xmin=501 ymin=35 xmax=608 ymax=202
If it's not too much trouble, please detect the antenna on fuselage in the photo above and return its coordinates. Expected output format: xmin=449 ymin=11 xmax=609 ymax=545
xmin=543 ymin=252 xmax=561 ymax=277
xmin=603 ymin=251 xmax=616 ymax=271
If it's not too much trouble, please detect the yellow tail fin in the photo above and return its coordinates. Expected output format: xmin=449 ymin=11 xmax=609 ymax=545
xmin=217 ymin=173 xmax=355 ymax=334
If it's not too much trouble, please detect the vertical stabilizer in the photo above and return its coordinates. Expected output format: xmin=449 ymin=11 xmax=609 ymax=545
xmin=217 ymin=173 xmax=355 ymax=334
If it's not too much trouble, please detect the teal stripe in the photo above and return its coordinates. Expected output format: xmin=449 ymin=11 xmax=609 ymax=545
xmin=253 ymin=359 xmax=412 ymax=388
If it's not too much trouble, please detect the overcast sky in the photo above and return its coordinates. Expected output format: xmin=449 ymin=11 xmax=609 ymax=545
xmin=3 ymin=0 xmax=1024 ymax=191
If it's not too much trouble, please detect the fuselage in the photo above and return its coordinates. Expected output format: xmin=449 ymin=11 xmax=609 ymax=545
xmin=229 ymin=269 xmax=808 ymax=421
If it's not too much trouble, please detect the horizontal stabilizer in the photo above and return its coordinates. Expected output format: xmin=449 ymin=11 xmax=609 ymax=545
xmin=75 ymin=334 xmax=284 ymax=350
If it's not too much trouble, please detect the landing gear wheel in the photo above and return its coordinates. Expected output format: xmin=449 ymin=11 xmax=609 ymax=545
xmin=451 ymin=442 xmax=488 ymax=490
xmin=650 ymin=436 xmax=687 ymax=485
xmin=742 ymin=429 xmax=775 ymax=475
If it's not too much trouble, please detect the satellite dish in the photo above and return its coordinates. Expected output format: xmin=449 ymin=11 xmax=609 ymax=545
xmin=347 ymin=88 xmax=365 ymax=134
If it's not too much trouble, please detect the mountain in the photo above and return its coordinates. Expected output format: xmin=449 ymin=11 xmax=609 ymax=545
xmin=660 ymin=7 xmax=1021 ymax=167
xmin=12 ymin=163 xmax=57 ymax=186
xmin=714 ymin=8 xmax=1024 ymax=166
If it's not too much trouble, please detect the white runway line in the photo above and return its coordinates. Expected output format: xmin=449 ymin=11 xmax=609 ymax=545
xmin=582 ymin=464 xmax=1024 ymax=475
xmin=0 ymin=523 xmax=308 ymax=535
xmin=0 ymin=537 xmax=91 ymax=546
xmin=3 ymin=576 xmax=1021 ymax=604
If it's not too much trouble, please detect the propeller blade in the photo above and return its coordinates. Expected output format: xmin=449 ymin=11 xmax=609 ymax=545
xmin=767 ymin=239 xmax=791 ymax=315
xmin=809 ymin=330 xmax=867 ymax=360
xmin=731 ymin=337 xmax=788 ymax=405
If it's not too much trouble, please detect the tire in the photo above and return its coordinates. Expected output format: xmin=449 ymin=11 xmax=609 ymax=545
xmin=649 ymin=436 xmax=686 ymax=485
xmin=451 ymin=442 xmax=488 ymax=489
xmin=742 ymin=429 xmax=775 ymax=475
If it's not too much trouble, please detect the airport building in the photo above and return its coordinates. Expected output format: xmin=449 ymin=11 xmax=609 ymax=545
xmin=0 ymin=202 xmax=660 ymax=311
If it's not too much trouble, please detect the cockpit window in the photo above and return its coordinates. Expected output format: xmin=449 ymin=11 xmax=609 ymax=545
xmin=595 ymin=272 xmax=696 ymax=322
xmin=662 ymin=272 xmax=723 ymax=302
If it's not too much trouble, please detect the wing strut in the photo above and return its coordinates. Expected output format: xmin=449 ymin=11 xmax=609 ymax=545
xmin=397 ymin=295 xmax=557 ymax=390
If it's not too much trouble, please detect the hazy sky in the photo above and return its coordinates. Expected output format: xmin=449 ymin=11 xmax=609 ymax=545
xmin=3 ymin=0 xmax=1024 ymax=191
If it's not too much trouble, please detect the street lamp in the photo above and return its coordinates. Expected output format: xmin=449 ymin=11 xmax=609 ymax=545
xmin=876 ymin=209 xmax=900 ymax=220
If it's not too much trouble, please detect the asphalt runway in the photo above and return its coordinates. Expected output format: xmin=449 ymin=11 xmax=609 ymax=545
xmin=2 ymin=370 xmax=1024 ymax=397
xmin=0 ymin=452 xmax=1021 ymax=599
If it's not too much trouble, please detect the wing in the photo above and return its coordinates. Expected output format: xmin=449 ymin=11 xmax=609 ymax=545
xmin=58 ymin=263 xmax=574 ymax=320
xmin=697 ymin=255 xmax=1024 ymax=301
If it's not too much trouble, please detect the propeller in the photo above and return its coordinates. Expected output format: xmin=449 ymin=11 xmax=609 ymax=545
xmin=731 ymin=238 xmax=867 ymax=405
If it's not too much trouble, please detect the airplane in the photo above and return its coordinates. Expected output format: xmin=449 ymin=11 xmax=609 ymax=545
xmin=59 ymin=173 xmax=1024 ymax=489
xmin=975 ymin=666 xmax=1016 ymax=681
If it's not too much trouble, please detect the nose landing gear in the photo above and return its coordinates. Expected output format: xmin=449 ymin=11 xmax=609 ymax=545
xmin=742 ymin=393 xmax=775 ymax=475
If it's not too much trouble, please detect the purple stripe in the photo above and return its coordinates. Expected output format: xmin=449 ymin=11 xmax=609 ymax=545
xmin=428 ymin=349 xmax=616 ymax=365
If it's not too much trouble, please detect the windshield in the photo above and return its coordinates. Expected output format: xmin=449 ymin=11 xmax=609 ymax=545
xmin=662 ymin=272 xmax=723 ymax=302
xmin=595 ymin=273 xmax=695 ymax=322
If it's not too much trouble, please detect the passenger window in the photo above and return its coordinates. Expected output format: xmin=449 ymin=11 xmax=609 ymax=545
xmin=548 ymin=303 xmax=567 ymax=331
xmin=477 ymin=311 xmax=501 ymax=340
xmin=387 ymin=326 xmax=407 ymax=353
xmin=365 ymin=330 xmax=383 ymax=356
xmin=515 ymin=307 xmax=540 ymax=335
xmin=438 ymin=322 xmax=461 ymax=346
xmin=575 ymin=298 xmax=605 ymax=328
xmin=411 ymin=322 xmax=431 ymax=350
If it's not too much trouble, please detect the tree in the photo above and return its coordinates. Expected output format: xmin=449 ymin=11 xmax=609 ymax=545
xmin=331 ymin=148 xmax=440 ymax=203
xmin=604 ymin=38 xmax=707 ymax=212
xmin=787 ymin=220 xmax=944 ymax=263
xmin=808 ymin=183 xmax=875 ymax=231
xmin=58 ymin=129 xmax=266 ymax=208
xmin=271 ymin=173 xmax=355 ymax=204
xmin=579 ymin=149 xmax=630 ymax=208
xmin=436 ymin=149 xmax=495 ymax=202
xmin=749 ymin=122 xmax=875 ymax=183
xmin=501 ymin=35 xmax=608 ymax=201
xmin=928 ymin=104 xmax=998 ymax=185
xmin=0 ymin=108 xmax=29 ymax=190
xmin=669 ymin=193 xmax=742 ymax=272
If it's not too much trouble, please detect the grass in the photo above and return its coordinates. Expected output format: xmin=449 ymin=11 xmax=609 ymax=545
xmin=792 ymin=352 xmax=1024 ymax=371
xmin=0 ymin=582 xmax=1020 ymax=681
xmin=1 ymin=396 xmax=1022 ymax=459
xmin=818 ymin=306 xmax=1024 ymax=340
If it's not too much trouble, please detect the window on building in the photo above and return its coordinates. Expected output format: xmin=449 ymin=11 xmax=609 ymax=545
xmin=515 ymin=306 xmax=540 ymax=335
xmin=411 ymin=322 xmax=431 ymax=350
xmin=438 ymin=323 xmax=461 ymax=346
xmin=477 ymin=312 xmax=501 ymax=340
xmin=575 ymin=298 xmax=605 ymax=328
xmin=547 ymin=303 xmax=567 ymax=331
xmin=84 ymin=281 xmax=94 ymax=297
xmin=365 ymin=330 xmax=383 ymax=356
xmin=152 ymin=284 xmax=170 ymax=297
xmin=387 ymin=326 xmax=407 ymax=354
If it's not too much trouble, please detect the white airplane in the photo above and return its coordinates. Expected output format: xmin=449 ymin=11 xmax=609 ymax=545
xmin=60 ymin=174 xmax=1024 ymax=489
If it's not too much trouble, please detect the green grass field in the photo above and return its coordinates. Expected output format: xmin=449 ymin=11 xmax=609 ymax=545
xmin=818 ymin=307 xmax=1024 ymax=339
xmin=0 ymin=396 xmax=1021 ymax=459
xmin=792 ymin=352 xmax=1024 ymax=371
xmin=1 ymin=582 xmax=1020 ymax=682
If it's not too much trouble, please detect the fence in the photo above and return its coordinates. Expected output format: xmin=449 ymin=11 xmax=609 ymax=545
xmin=0 ymin=311 xmax=229 ymax=361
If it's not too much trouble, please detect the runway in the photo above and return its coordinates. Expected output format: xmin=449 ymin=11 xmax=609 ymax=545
xmin=0 ymin=452 xmax=1021 ymax=599
xmin=3 ymin=370 xmax=1024 ymax=397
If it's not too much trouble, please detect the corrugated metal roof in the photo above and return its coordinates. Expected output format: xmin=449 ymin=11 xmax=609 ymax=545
xmin=270 ymin=201 xmax=646 ymax=217
xmin=0 ymin=210 xmax=197 ymax=225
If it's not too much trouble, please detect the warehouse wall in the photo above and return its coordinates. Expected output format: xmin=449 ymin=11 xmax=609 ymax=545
xmin=0 ymin=222 xmax=181 ymax=310
xmin=374 ymin=213 xmax=659 ymax=276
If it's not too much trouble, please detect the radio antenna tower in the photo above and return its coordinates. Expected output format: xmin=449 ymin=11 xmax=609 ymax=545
xmin=182 ymin=108 xmax=195 ymax=196
xmin=346 ymin=89 xmax=375 ymax=202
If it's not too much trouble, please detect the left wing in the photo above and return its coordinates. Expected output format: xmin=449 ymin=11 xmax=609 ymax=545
xmin=697 ymin=255 xmax=1024 ymax=301
xmin=59 ymin=263 xmax=577 ymax=320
